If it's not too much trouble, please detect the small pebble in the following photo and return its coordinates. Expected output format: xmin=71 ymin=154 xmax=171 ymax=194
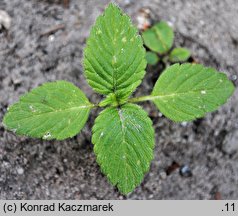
xmin=214 ymin=130 xmax=220 ymax=136
xmin=48 ymin=35 xmax=55 ymax=42
xmin=0 ymin=10 xmax=11 ymax=30
xmin=167 ymin=21 xmax=174 ymax=27
xmin=159 ymin=171 xmax=167 ymax=180
xmin=124 ymin=0 xmax=132 ymax=6
xmin=17 ymin=167 xmax=24 ymax=175
xmin=181 ymin=122 xmax=188 ymax=127
xmin=12 ymin=76 xmax=22 ymax=85
xmin=136 ymin=8 xmax=152 ymax=30
xmin=179 ymin=165 xmax=192 ymax=177
xmin=231 ymin=74 xmax=237 ymax=81
xmin=199 ymin=20 xmax=205 ymax=26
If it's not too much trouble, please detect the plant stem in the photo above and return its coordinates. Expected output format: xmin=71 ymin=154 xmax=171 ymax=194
xmin=128 ymin=95 xmax=157 ymax=103
xmin=89 ymin=103 xmax=99 ymax=109
xmin=97 ymin=95 xmax=161 ymax=108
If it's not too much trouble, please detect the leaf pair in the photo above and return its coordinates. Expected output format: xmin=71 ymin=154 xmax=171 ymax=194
xmin=142 ymin=21 xmax=190 ymax=65
xmin=83 ymin=4 xmax=154 ymax=194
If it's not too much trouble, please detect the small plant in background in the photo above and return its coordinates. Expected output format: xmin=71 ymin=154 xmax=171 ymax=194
xmin=142 ymin=21 xmax=191 ymax=66
xmin=2 ymin=3 xmax=235 ymax=194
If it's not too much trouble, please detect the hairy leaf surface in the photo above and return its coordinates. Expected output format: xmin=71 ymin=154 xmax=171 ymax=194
xmin=92 ymin=104 xmax=154 ymax=194
xmin=151 ymin=63 xmax=235 ymax=122
xmin=142 ymin=21 xmax=174 ymax=54
xmin=3 ymin=81 xmax=92 ymax=140
xmin=84 ymin=3 xmax=146 ymax=103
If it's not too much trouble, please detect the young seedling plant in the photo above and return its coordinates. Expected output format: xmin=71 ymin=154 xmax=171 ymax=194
xmin=3 ymin=3 xmax=235 ymax=194
xmin=142 ymin=21 xmax=191 ymax=66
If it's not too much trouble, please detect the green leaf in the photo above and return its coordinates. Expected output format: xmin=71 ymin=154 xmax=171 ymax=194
xmin=169 ymin=47 xmax=191 ymax=62
xmin=146 ymin=51 xmax=159 ymax=65
xmin=151 ymin=63 xmax=235 ymax=122
xmin=92 ymin=103 xmax=154 ymax=194
xmin=142 ymin=21 xmax=174 ymax=54
xmin=84 ymin=3 xmax=146 ymax=104
xmin=3 ymin=81 xmax=92 ymax=140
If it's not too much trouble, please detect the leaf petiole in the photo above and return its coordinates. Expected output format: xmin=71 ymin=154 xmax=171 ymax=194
xmin=128 ymin=95 xmax=157 ymax=103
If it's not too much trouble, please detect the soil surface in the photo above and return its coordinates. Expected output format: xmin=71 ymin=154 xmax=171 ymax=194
xmin=0 ymin=0 xmax=238 ymax=199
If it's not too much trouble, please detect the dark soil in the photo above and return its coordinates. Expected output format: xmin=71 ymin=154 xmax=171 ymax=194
xmin=0 ymin=0 xmax=238 ymax=199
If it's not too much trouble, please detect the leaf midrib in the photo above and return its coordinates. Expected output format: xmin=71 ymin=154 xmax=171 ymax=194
xmin=154 ymin=27 xmax=168 ymax=52
xmin=151 ymin=86 xmax=231 ymax=100
xmin=7 ymin=104 xmax=92 ymax=123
